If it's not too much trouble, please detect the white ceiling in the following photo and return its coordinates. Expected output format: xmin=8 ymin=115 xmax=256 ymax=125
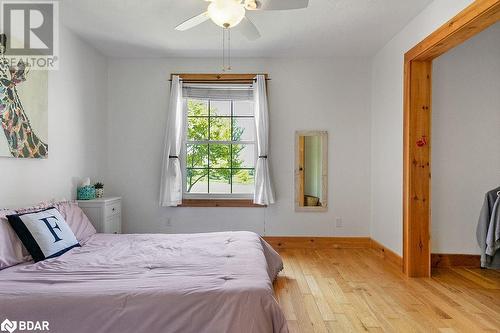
xmin=61 ymin=0 xmax=433 ymax=58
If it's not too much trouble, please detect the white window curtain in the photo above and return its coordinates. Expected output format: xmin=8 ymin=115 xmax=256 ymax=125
xmin=160 ymin=75 xmax=184 ymax=207
xmin=253 ymin=75 xmax=275 ymax=205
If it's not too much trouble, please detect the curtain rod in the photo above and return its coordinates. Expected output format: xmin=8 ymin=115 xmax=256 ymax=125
xmin=168 ymin=78 xmax=271 ymax=82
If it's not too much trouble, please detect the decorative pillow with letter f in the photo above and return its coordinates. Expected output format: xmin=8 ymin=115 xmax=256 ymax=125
xmin=7 ymin=207 xmax=81 ymax=262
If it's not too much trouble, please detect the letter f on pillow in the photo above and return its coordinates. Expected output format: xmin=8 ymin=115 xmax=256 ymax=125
xmin=39 ymin=216 xmax=63 ymax=242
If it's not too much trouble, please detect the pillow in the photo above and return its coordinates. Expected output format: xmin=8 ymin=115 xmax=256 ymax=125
xmin=54 ymin=201 xmax=96 ymax=244
xmin=0 ymin=209 xmax=31 ymax=270
xmin=13 ymin=200 xmax=96 ymax=244
xmin=0 ymin=200 xmax=95 ymax=269
xmin=14 ymin=200 xmax=55 ymax=214
xmin=7 ymin=207 xmax=81 ymax=262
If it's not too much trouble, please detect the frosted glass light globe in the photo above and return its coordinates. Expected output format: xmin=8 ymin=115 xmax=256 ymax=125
xmin=208 ymin=0 xmax=246 ymax=28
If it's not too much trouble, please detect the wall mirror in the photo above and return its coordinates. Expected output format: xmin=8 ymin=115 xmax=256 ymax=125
xmin=295 ymin=131 xmax=328 ymax=212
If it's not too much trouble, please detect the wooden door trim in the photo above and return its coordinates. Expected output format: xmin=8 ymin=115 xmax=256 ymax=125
xmin=403 ymin=0 xmax=500 ymax=277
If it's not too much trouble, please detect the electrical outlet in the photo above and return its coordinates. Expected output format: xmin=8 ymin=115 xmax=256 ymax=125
xmin=165 ymin=217 xmax=172 ymax=227
xmin=335 ymin=217 xmax=343 ymax=228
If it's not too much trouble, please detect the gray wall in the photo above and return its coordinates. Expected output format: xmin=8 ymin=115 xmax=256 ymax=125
xmin=106 ymin=57 xmax=372 ymax=236
xmin=431 ymin=23 xmax=500 ymax=254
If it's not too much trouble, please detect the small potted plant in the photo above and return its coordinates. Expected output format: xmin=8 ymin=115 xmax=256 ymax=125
xmin=94 ymin=182 xmax=104 ymax=198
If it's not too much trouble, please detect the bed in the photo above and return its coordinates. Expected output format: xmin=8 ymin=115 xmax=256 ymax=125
xmin=0 ymin=231 xmax=288 ymax=333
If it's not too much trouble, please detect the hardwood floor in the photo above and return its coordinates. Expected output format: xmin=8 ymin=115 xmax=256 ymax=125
xmin=273 ymin=248 xmax=500 ymax=332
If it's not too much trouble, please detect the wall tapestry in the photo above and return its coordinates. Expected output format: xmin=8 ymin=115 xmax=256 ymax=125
xmin=0 ymin=58 xmax=48 ymax=158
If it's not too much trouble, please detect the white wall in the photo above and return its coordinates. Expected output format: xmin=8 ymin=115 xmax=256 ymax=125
xmin=431 ymin=23 xmax=500 ymax=254
xmin=0 ymin=26 xmax=108 ymax=207
xmin=106 ymin=57 xmax=372 ymax=235
xmin=370 ymin=0 xmax=474 ymax=255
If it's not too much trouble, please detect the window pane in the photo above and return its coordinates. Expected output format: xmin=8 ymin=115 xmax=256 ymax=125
xmin=209 ymin=169 xmax=231 ymax=194
xmin=232 ymin=118 xmax=255 ymax=141
xmin=187 ymin=99 xmax=208 ymax=116
xmin=187 ymin=144 xmax=208 ymax=168
xmin=209 ymin=144 xmax=231 ymax=168
xmin=186 ymin=169 xmax=208 ymax=193
xmin=209 ymin=117 xmax=231 ymax=141
xmin=187 ymin=117 xmax=208 ymax=141
xmin=232 ymin=169 xmax=255 ymax=194
xmin=233 ymin=100 xmax=253 ymax=116
xmin=210 ymin=100 xmax=231 ymax=116
xmin=232 ymin=144 xmax=255 ymax=168
xmin=184 ymin=96 xmax=256 ymax=197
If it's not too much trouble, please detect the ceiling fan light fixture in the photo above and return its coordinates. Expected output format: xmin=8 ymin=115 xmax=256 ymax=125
xmin=207 ymin=0 xmax=246 ymax=28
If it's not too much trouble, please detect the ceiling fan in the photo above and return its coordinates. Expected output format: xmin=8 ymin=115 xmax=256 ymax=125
xmin=175 ymin=0 xmax=309 ymax=40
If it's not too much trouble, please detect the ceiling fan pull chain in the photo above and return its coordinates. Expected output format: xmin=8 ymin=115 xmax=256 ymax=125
xmin=228 ymin=28 xmax=231 ymax=71
xmin=222 ymin=27 xmax=226 ymax=72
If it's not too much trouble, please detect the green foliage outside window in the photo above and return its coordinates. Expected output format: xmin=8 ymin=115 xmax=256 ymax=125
xmin=186 ymin=100 xmax=254 ymax=193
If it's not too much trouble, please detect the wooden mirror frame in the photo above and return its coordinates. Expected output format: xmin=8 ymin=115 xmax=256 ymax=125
xmin=295 ymin=131 xmax=328 ymax=212
xmin=403 ymin=0 xmax=500 ymax=277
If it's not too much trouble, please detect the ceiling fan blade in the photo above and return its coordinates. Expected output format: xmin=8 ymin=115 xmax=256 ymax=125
xmin=175 ymin=12 xmax=209 ymax=31
xmin=238 ymin=17 xmax=261 ymax=41
xmin=255 ymin=0 xmax=309 ymax=10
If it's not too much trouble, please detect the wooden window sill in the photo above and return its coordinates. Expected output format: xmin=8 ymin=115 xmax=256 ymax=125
xmin=179 ymin=199 xmax=266 ymax=208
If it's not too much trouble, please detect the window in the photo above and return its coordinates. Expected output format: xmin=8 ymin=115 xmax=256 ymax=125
xmin=182 ymin=91 xmax=255 ymax=199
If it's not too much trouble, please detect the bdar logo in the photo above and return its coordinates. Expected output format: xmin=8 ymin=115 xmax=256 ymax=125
xmin=1 ymin=319 xmax=17 ymax=333
xmin=1 ymin=319 xmax=49 ymax=332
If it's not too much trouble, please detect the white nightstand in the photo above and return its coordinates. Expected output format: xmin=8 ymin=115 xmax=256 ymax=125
xmin=77 ymin=197 xmax=122 ymax=234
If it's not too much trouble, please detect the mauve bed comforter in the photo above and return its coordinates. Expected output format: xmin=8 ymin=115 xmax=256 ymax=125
xmin=0 ymin=231 xmax=288 ymax=333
